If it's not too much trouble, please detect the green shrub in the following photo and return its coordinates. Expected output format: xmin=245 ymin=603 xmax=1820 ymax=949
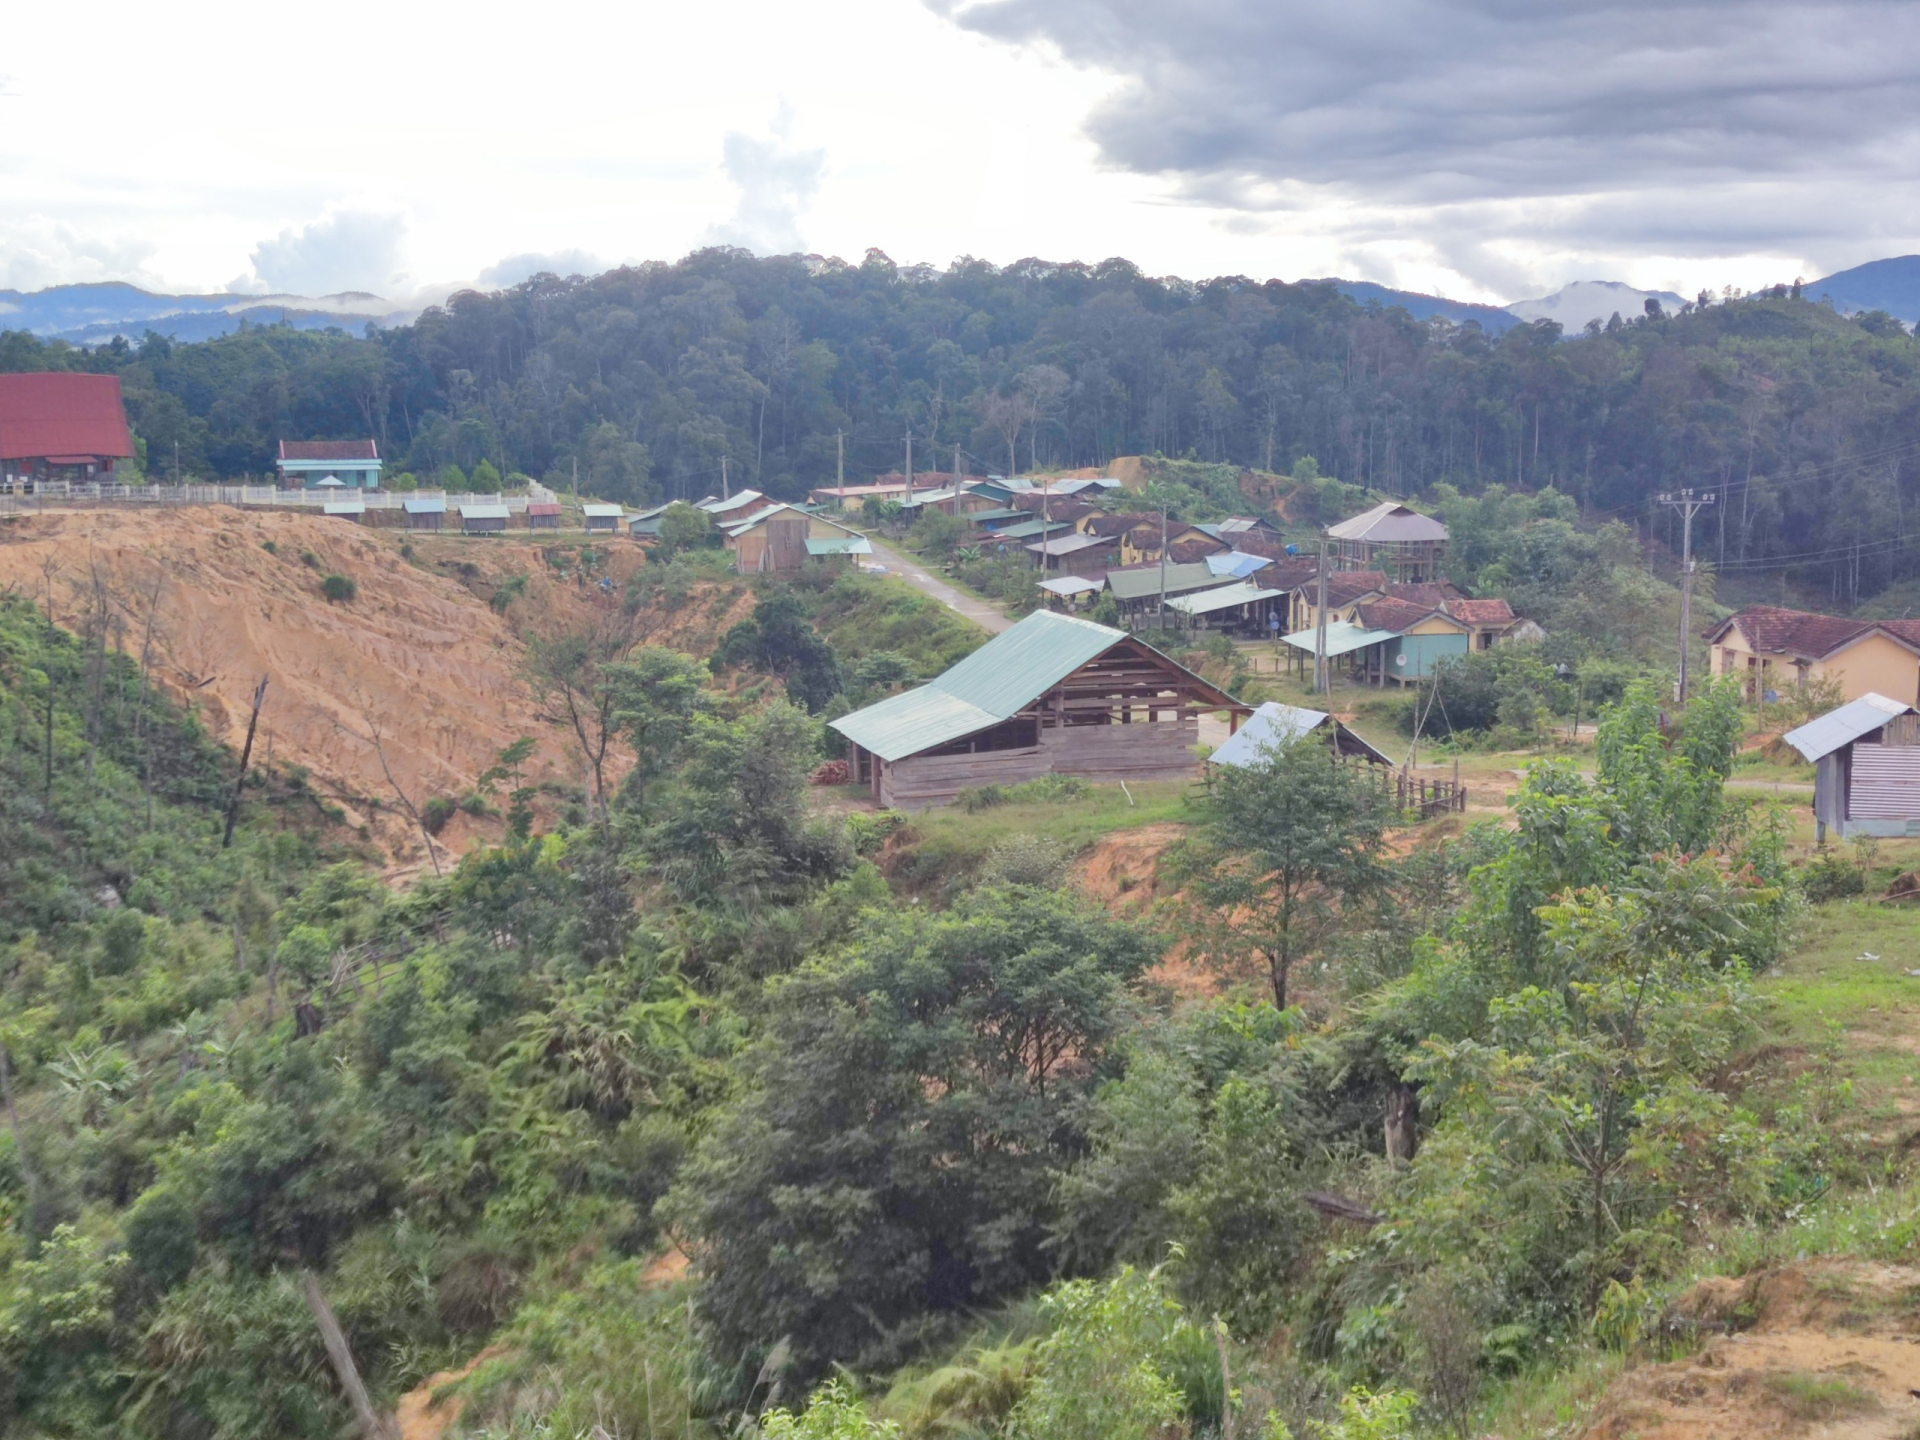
xmin=421 ymin=796 xmax=456 ymax=836
xmin=300 ymin=549 xmax=319 ymax=568
xmin=320 ymin=573 xmax=357 ymax=603
xmin=260 ymin=539 xmax=278 ymax=555
xmin=1801 ymin=848 xmax=1867 ymax=902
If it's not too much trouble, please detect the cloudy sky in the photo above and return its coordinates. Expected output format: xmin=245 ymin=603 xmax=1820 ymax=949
xmin=4 ymin=0 xmax=1915 ymax=304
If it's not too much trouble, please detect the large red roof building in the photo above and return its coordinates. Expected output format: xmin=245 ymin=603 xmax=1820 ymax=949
xmin=0 ymin=373 xmax=135 ymax=486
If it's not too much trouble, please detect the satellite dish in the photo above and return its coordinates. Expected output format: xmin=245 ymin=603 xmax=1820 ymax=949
xmin=1395 ymin=654 xmax=1407 ymax=666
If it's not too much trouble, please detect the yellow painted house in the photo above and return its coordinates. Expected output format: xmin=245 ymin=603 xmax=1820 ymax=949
xmin=1707 ymin=605 xmax=1920 ymax=706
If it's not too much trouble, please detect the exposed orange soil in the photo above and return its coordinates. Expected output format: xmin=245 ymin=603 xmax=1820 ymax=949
xmin=0 ymin=508 xmax=751 ymax=870
xmin=1579 ymin=1263 xmax=1920 ymax=1440
xmin=394 ymin=1345 xmax=507 ymax=1440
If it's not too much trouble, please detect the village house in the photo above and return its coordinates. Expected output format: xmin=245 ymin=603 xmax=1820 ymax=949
xmin=458 ymin=503 xmax=510 ymax=534
xmin=0 ymin=373 xmax=135 ymax=489
xmin=1208 ymin=701 xmax=1392 ymax=769
xmin=525 ymin=502 xmax=562 ymax=530
xmin=277 ymin=439 xmax=382 ymax=490
xmin=1025 ymin=533 xmax=1120 ymax=577
xmin=402 ymin=497 xmax=446 ymax=531
xmin=720 ymin=503 xmax=870 ymax=574
xmin=1785 ymin=693 xmax=1920 ymax=841
xmin=582 ymin=503 xmax=625 ymax=534
xmin=1103 ymin=560 xmax=1245 ymax=620
xmin=1326 ymin=501 xmax=1448 ymax=582
xmin=1708 ymin=604 xmax=1920 ymax=706
xmin=832 ymin=609 xmax=1249 ymax=809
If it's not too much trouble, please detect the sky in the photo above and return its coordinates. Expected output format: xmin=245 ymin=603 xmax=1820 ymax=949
xmin=4 ymin=0 xmax=1917 ymax=306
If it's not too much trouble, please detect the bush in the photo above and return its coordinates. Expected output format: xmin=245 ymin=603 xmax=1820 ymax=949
xmin=1801 ymin=848 xmax=1867 ymax=902
xmin=300 ymin=550 xmax=320 ymax=568
xmin=260 ymin=539 xmax=278 ymax=555
xmin=320 ymin=573 xmax=357 ymax=603
xmin=421 ymin=797 xmax=456 ymax=836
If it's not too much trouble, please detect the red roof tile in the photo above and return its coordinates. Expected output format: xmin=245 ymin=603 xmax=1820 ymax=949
xmin=0 ymin=373 xmax=134 ymax=461
xmin=1356 ymin=597 xmax=1459 ymax=634
xmin=1323 ymin=570 xmax=1389 ymax=607
xmin=1445 ymin=597 xmax=1516 ymax=625
xmin=1711 ymin=604 xmax=1876 ymax=659
xmin=279 ymin=439 xmax=379 ymax=462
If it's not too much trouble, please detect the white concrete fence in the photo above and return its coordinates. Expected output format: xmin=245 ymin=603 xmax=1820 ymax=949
xmin=0 ymin=478 xmax=561 ymax=515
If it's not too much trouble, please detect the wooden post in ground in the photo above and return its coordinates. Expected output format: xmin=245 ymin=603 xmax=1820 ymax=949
xmin=302 ymin=1270 xmax=397 ymax=1440
xmin=222 ymin=675 xmax=269 ymax=849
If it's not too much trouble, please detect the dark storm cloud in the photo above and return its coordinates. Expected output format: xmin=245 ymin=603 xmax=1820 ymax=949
xmin=936 ymin=0 xmax=1920 ymax=201
xmin=932 ymin=0 xmax=1920 ymax=277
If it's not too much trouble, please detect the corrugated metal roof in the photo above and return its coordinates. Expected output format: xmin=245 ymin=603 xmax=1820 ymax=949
xmin=1209 ymin=701 xmax=1393 ymax=767
xmin=1783 ymin=692 xmax=1914 ymax=762
xmin=1105 ymin=562 xmax=1235 ymax=601
xmin=1281 ymin=621 xmax=1398 ymax=657
xmin=402 ymin=497 xmax=446 ymax=514
xmin=322 ymin=501 xmax=366 ymax=516
xmin=1206 ymin=551 xmax=1274 ymax=577
xmin=831 ymin=610 xmax=1126 ymax=761
xmin=1166 ymin=581 xmax=1283 ymax=616
xmin=1039 ymin=575 xmax=1104 ymax=595
xmin=994 ymin=518 xmax=1072 ymax=540
xmin=806 ymin=536 xmax=872 ymax=556
xmin=582 ymin=503 xmax=624 ymax=518
xmin=698 ymin=489 xmax=766 ymax=515
xmin=1209 ymin=702 xmax=1330 ymax=766
xmin=1027 ymin=534 xmax=1112 ymax=557
xmin=459 ymin=504 xmax=511 ymax=520
xmin=969 ymin=506 xmax=1030 ymax=523
xmin=1325 ymin=501 xmax=1448 ymax=544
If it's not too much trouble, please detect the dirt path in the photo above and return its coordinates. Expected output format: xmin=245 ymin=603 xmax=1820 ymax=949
xmin=1579 ymin=1263 xmax=1920 ymax=1440
xmin=862 ymin=538 xmax=1012 ymax=634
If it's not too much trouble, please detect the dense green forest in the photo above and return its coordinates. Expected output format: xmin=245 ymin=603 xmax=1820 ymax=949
xmin=0 ymin=547 xmax=1889 ymax=1440
xmin=6 ymin=249 xmax=1920 ymax=607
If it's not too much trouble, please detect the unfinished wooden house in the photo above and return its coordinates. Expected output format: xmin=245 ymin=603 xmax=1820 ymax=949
xmin=1325 ymin=502 xmax=1448 ymax=583
xmin=832 ymin=610 xmax=1250 ymax=809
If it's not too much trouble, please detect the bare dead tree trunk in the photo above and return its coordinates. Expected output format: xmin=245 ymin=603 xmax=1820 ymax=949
xmin=301 ymin=1269 xmax=398 ymax=1440
xmin=222 ymin=675 xmax=269 ymax=849
xmin=1385 ymin=1083 xmax=1418 ymax=1165
xmin=350 ymin=701 xmax=443 ymax=878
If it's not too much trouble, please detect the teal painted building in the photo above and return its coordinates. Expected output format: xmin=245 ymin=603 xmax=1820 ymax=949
xmin=277 ymin=439 xmax=382 ymax=490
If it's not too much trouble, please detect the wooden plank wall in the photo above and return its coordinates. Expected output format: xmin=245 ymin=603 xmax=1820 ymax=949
xmin=879 ymin=720 xmax=1202 ymax=809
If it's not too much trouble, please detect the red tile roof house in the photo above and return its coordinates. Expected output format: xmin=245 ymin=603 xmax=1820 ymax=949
xmin=277 ymin=439 xmax=382 ymax=490
xmin=0 ymin=373 xmax=135 ymax=489
xmin=1708 ymin=604 xmax=1920 ymax=706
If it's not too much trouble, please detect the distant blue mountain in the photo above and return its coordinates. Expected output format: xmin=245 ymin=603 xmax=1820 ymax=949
xmin=1320 ymin=279 xmax=1522 ymax=333
xmin=1804 ymin=257 xmax=1920 ymax=322
xmin=0 ymin=282 xmax=415 ymax=344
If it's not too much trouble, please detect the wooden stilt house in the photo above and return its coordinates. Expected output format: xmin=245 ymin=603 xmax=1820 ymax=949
xmin=832 ymin=610 xmax=1250 ymax=809
xmin=402 ymin=497 xmax=445 ymax=531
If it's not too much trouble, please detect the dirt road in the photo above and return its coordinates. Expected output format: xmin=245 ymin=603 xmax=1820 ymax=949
xmin=862 ymin=538 xmax=1011 ymax=634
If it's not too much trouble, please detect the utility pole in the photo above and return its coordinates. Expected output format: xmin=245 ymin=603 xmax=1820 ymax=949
xmin=570 ymin=456 xmax=577 ymax=498
xmin=721 ymin=455 xmax=730 ymax=500
xmin=173 ymin=440 xmax=180 ymax=487
xmin=1157 ymin=500 xmax=1169 ymax=632
xmin=953 ymin=443 xmax=963 ymax=485
xmin=1313 ymin=538 xmax=1330 ymax=694
xmin=836 ymin=429 xmax=844 ymax=487
xmin=904 ymin=429 xmax=913 ymax=504
xmin=1659 ymin=488 xmax=1715 ymax=703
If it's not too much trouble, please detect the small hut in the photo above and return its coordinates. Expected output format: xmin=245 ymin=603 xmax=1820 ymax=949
xmin=459 ymin=503 xmax=510 ymax=535
xmin=582 ymin=503 xmax=623 ymax=534
xmin=526 ymin=502 xmax=561 ymax=531
xmin=403 ymin=497 xmax=445 ymax=532
xmin=1208 ymin=702 xmax=1391 ymax=768
xmin=322 ymin=500 xmax=366 ymax=525
xmin=1784 ymin=692 xmax=1920 ymax=842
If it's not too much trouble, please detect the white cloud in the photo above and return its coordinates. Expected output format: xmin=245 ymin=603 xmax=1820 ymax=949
xmin=477 ymin=250 xmax=608 ymax=288
xmin=704 ymin=108 xmax=827 ymax=256
xmin=245 ymin=210 xmax=408 ymax=297
xmin=0 ymin=218 xmax=163 ymax=293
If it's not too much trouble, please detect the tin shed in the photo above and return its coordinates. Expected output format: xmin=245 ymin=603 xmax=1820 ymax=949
xmin=1784 ymin=693 xmax=1920 ymax=842
xmin=402 ymin=498 xmax=445 ymax=531
xmin=459 ymin=503 xmax=510 ymax=535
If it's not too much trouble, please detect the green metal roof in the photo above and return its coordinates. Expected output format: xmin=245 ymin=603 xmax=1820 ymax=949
xmin=831 ymin=610 xmax=1126 ymax=762
xmin=1281 ymin=621 xmax=1398 ymax=657
xmin=1105 ymin=562 xmax=1234 ymax=602
xmin=968 ymin=506 xmax=1030 ymax=523
xmin=1166 ymin=581 xmax=1284 ymax=616
xmin=992 ymin=518 xmax=1070 ymax=540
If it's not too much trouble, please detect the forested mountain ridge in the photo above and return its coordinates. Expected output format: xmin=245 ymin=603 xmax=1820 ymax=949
xmin=5 ymin=246 xmax=1920 ymax=604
